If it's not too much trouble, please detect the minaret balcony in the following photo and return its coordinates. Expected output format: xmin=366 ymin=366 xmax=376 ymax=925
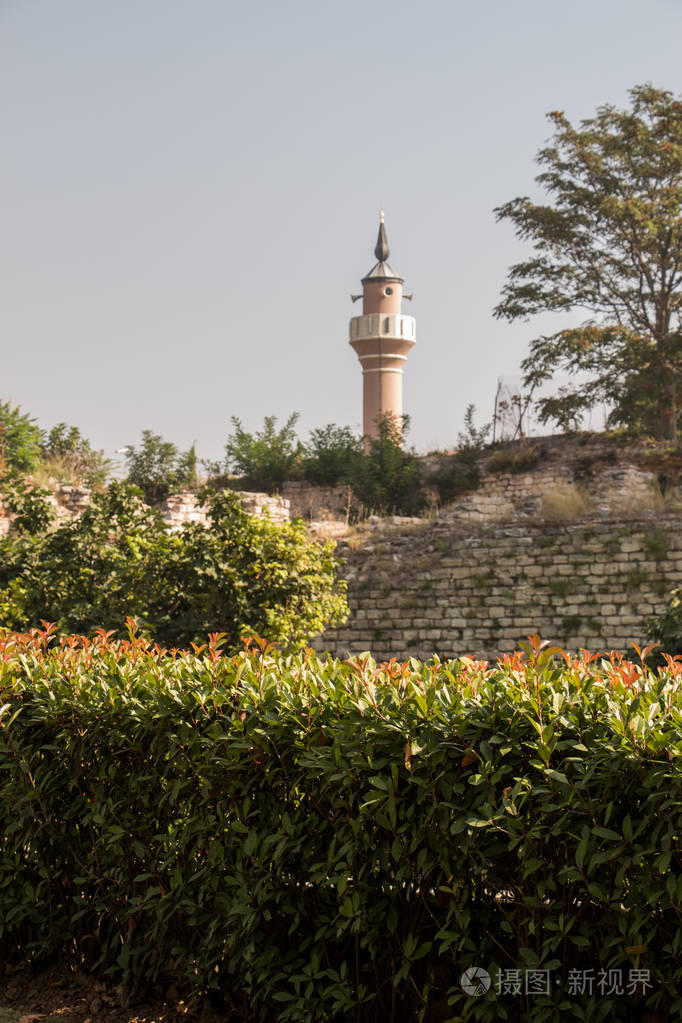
xmin=349 ymin=313 xmax=416 ymax=343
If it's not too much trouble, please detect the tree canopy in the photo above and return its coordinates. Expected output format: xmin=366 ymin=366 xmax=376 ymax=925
xmin=495 ymin=84 xmax=682 ymax=439
xmin=303 ymin=424 xmax=362 ymax=486
xmin=0 ymin=401 xmax=42 ymax=475
xmin=0 ymin=482 xmax=347 ymax=650
xmin=125 ymin=430 xmax=198 ymax=504
xmin=223 ymin=414 xmax=303 ymax=492
xmin=41 ymin=422 xmax=111 ymax=487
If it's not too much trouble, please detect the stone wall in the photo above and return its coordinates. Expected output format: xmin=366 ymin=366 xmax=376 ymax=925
xmin=157 ymin=491 xmax=290 ymax=530
xmin=442 ymin=463 xmax=659 ymax=525
xmin=313 ymin=515 xmax=682 ymax=662
xmin=281 ymin=481 xmax=352 ymax=521
xmin=0 ymin=487 xmax=290 ymax=536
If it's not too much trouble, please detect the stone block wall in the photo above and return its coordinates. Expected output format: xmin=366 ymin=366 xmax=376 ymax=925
xmin=281 ymin=481 xmax=352 ymax=521
xmin=442 ymin=463 xmax=659 ymax=525
xmin=313 ymin=516 xmax=682 ymax=662
xmin=157 ymin=490 xmax=290 ymax=530
xmin=0 ymin=487 xmax=290 ymax=536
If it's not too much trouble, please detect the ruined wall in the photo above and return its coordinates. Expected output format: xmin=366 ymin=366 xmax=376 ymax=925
xmin=3 ymin=436 xmax=680 ymax=662
xmin=281 ymin=481 xmax=351 ymax=521
xmin=0 ymin=487 xmax=290 ymax=536
xmin=313 ymin=516 xmax=681 ymax=662
xmin=158 ymin=491 xmax=290 ymax=530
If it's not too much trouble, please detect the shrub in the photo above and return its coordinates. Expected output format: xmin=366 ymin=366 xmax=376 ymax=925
xmin=487 ymin=448 xmax=540 ymax=474
xmin=223 ymin=414 xmax=303 ymax=493
xmin=124 ymin=430 xmax=198 ymax=504
xmin=302 ymin=424 xmax=362 ymax=486
xmin=648 ymin=587 xmax=682 ymax=656
xmin=0 ymin=636 xmax=681 ymax=1020
xmin=426 ymin=450 xmax=480 ymax=503
xmin=0 ymin=479 xmax=56 ymax=535
xmin=350 ymin=413 xmax=425 ymax=515
xmin=0 ymin=483 xmax=347 ymax=648
xmin=38 ymin=422 xmax=111 ymax=488
xmin=0 ymin=400 xmax=42 ymax=475
xmin=457 ymin=402 xmax=491 ymax=453
xmin=643 ymin=526 xmax=671 ymax=561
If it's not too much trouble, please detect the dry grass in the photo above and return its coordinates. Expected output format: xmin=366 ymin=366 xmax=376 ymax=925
xmin=539 ymin=478 xmax=682 ymax=522
xmin=604 ymin=479 xmax=682 ymax=517
xmin=31 ymin=455 xmax=110 ymax=491
xmin=540 ymin=485 xmax=593 ymax=521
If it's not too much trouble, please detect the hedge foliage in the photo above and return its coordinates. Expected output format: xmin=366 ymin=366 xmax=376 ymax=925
xmin=1 ymin=630 xmax=682 ymax=1022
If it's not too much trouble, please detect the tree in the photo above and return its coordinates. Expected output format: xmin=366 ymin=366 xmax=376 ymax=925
xmin=0 ymin=401 xmax=42 ymax=476
xmin=350 ymin=413 xmax=424 ymax=515
xmin=0 ymin=482 xmax=348 ymax=650
xmin=494 ymin=84 xmax=682 ymax=441
xmin=224 ymin=414 xmax=303 ymax=492
xmin=303 ymin=424 xmax=362 ymax=486
xmin=40 ymin=422 xmax=111 ymax=487
xmin=125 ymin=430 xmax=197 ymax=504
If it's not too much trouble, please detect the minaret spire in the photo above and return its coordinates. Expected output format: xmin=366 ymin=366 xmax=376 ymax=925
xmin=374 ymin=210 xmax=390 ymax=263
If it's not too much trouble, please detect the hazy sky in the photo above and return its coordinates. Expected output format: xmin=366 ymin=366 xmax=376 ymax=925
xmin=3 ymin=0 xmax=682 ymax=463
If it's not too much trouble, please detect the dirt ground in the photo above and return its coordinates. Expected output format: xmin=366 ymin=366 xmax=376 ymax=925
xmin=0 ymin=962 xmax=244 ymax=1023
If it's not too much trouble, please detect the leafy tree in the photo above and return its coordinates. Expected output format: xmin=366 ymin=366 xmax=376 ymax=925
xmin=0 ymin=482 xmax=347 ymax=649
xmin=303 ymin=424 xmax=362 ymax=486
xmin=0 ymin=401 xmax=42 ymax=476
xmin=40 ymin=422 xmax=111 ymax=487
xmin=224 ymin=414 xmax=303 ymax=492
xmin=350 ymin=414 xmax=424 ymax=515
xmin=494 ymin=84 xmax=682 ymax=440
xmin=1 ymin=479 xmax=56 ymax=535
xmin=125 ymin=430 xmax=197 ymax=504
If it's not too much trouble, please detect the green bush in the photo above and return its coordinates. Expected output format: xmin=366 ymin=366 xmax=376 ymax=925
xmin=39 ymin=422 xmax=111 ymax=488
xmin=0 ymin=400 xmax=42 ymax=475
xmin=0 ymin=479 xmax=56 ymax=535
xmin=223 ymin=414 xmax=303 ymax=493
xmin=426 ymin=451 xmax=480 ymax=503
xmin=350 ymin=413 xmax=425 ymax=516
xmin=0 ymin=482 xmax=347 ymax=648
xmin=125 ymin=429 xmax=198 ymax=504
xmin=486 ymin=447 xmax=540 ymax=474
xmin=302 ymin=424 xmax=362 ymax=486
xmin=0 ymin=635 xmax=680 ymax=1021
xmin=648 ymin=587 xmax=682 ymax=656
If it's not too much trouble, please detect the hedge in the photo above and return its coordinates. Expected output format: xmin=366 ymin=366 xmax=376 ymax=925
xmin=0 ymin=627 xmax=681 ymax=1022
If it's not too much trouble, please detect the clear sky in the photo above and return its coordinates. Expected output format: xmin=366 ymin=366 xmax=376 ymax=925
xmin=3 ymin=0 xmax=682 ymax=463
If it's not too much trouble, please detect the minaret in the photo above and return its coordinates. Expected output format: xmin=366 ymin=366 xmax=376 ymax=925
xmin=349 ymin=213 xmax=416 ymax=440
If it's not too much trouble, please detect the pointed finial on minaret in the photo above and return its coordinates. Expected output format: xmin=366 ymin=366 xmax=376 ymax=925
xmin=374 ymin=210 xmax=390 ymax=263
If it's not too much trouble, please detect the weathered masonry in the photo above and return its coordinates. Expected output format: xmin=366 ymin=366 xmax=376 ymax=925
xmin=314 ymin=517 xmax=682 ymax=661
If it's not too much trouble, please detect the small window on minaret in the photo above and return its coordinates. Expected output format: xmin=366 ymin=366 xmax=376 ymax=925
xmin=400 ymin=320 xmax=404 ymax=336
xmin=384 ymin=317 xmax=390 ymax=333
